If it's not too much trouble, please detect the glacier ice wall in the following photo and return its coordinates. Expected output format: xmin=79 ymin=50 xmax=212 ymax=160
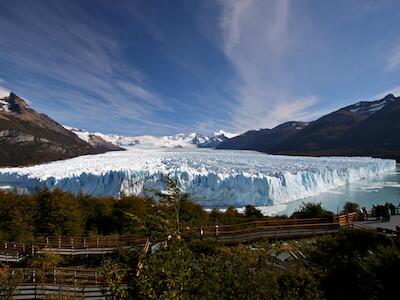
xmin=0 ymin=148 xmax=396 ymax=208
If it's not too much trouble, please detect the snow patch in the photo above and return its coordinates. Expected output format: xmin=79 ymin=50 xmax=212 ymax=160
xmin=0 ymin=98 xmax=9 ymax=112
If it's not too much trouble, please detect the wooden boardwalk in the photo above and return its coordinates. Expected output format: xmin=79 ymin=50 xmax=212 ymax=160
xmin=1 ymin=213 xmax=358 ymax=299
xmin=0 ymin=235 xmax=147 ymax=264
xmin=3 ymin=267 xmax=132 ymax=299
xmin=1 ymin=214 xmax=358 ymax=264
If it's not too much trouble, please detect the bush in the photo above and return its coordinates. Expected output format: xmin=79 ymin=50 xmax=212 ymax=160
xmin=188 ymin=239 xmax=218 ymax=256
xmin=342 ymin=202 xmax=360 ymax=214
xmin=28 ymin=252 xmax=62 ymax=269
xmin=0 ymin=268 xmax=23 ymax=300
xmin=291 ymin=202 xmax=333 ymax=219
xmin=306 ymin=230 xmax=395 ymax=300
xmin=244 ymin=205 xmax=263 ymax=219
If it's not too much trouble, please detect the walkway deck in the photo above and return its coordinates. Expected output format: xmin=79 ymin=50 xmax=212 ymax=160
xmin=355 ymin=215 xmax=400 ymax=232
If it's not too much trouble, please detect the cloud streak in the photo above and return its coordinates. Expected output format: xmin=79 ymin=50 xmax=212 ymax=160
xmin=386 ymin=46 xmax=400 ymax=71
xmin=217 ymin=0 xmax=318 ymax=131
xmin=0 ymin=1 xmax=177 ymax=134
xmin=0 ymin=85 xmax=9 ymax=98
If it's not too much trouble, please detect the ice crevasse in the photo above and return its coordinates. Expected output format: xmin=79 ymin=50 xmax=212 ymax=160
xmin=0 ymin=148 xmax=396 ymax=208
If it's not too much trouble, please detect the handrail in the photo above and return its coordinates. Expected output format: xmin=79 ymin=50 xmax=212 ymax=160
xmin=0 ymin=214 xmax=357 ymax=258
xmin=202 ymin=222 xmax=339 ymax=236
xmin=0 ymin=267 xmax=133 ymax=287
xmin=197 ymin=217 xmax=330 ymax=231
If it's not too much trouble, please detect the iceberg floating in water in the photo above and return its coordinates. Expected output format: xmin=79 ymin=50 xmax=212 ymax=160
xmin=0 ymin=148 xmax=395 ymax=208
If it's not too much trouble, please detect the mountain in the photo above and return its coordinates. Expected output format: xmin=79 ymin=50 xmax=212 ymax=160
xmin=64 ymin=127 xmax=125 ymax=152
xmin=197 ymin=130 xmax=238 ymax=148
xmin=0 ymin=93 xmax=120 ymax=167
xmin=217 ymin=121 xmax=308 ymax=151
xmin=218 ymin=94 xmax=400 ymax=160
xmin=66 ymin=128 xmax=238 ymax=149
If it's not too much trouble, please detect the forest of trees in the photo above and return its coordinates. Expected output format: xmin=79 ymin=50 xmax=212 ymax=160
xmin=1 ymin=186 xmax=399 ymax=299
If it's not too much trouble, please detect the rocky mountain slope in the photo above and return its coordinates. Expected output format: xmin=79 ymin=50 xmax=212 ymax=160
xmin=217 ymin=121 xmax=308 ymax=151
xmin=218 ymin=94 xmax=400 ymax=160
xmin=0 ymin=93 xmax=122 ymax=167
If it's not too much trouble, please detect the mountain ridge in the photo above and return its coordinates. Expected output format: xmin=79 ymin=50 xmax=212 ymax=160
xmin=0 ymin=93 xmax=123 ymax=167
xmin=218 ymin=94 xmax=400 ymax=161
xmin=66 ymin=127 xmax=238 ymax=149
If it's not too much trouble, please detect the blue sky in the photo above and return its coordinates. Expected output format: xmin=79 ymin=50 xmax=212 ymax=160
xmin=0 ymin=0 xmax=399 ymax=136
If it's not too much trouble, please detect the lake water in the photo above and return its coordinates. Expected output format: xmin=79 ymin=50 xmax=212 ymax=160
xmin=258 ymin=164 xmax=400 ymax=216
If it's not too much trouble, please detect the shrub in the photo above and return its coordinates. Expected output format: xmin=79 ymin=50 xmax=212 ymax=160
xmin=291 ymin=202 xmax=333 ymax=219
xmin=342 ymin=201 xmax=360 ymax=214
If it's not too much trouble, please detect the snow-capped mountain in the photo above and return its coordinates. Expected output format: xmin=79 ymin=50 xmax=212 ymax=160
xmin=0 ymin=93 xmax=109 ymax=167
xmin=344 ymin=94 xmax=397 ymax=116
xmin=198 ymin=130 xmax=239 ymax=148
xmin=218 ymin=94 xmax=400 ymax=161
xmin=66 ymin=127 xmax=238 ymax=149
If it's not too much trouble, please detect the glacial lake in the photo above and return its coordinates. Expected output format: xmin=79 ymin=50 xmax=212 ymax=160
xmin=259 ymin=164 xmax=400 ymax=216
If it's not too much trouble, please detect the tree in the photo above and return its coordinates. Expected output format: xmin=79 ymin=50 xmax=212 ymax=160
xmin=277 ymin=269 xmax=322 ymax=300
xmin=28 ymin=252 xmax=62 ymax=269
xmin=0 ymin=268 xmax=23 ymax=300
xmin=35 ymin=189 xmax=84 ymax=236
xmin=100 ymin=259 xmax=129 ymax=299
xmin=291 ymin=202 xmax=333 ymax=219
xmin=209 ymin=208 xmax=221 ymax=223
xmin=244 ymin=205 xmax=263 ymax=219
xmin=0 ymin=192 xmax=36 ymax=243
xmin=154 ymin=177 xmax=190 ymax=235
xmin=305 ymin=230 xmax=394 ymax=300
xmin=341 ymin=202 xmax=360 ymax=214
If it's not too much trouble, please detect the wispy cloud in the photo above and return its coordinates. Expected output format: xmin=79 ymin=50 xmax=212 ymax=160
xmin=386 ymin=46 xmax=400 ymax=71
xmin=0 ymin=85 xmax=9 ymax=98
xmin=373 ymin=86 xmax=400 ymax=99
xmin=217 ymin=0 xmax=319 ymax=131
xmin=0 ymin=1 xmax=177 ymax=135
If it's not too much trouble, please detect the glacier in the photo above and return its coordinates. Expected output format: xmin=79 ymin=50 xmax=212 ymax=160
xmin=0 ymin=148 xmax=396 ymax=208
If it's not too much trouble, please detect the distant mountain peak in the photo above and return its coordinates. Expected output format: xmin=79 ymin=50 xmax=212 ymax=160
xmin=0 ymin=92 xmax=30 ymax=113
xmin=212 ymin=129 xmax=239 ymax=139
xmin=344 ymin=94 xmax=399 ymax=117
xmin=383 ymin=93 xmax=395 ymax=100
xmin=65 ymin=127 xmax=237 ymax=149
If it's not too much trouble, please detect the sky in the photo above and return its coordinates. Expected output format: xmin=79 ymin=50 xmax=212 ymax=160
xmin=0 ymin=0 xmax=399 ymax=136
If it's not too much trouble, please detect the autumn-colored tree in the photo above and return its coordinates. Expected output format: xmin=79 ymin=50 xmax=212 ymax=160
xmin=0 ymin=268 xmax=23 ymax=300
xmin=35 ymin=189 xmax=84 ymax=236
xmin=100 ymin=259 xmax=129 ymax=299
xmin=154 ymin=177 xmax=190 ymax=235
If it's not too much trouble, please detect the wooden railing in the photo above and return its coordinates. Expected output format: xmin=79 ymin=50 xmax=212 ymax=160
xmin=0 ymin=235 xmax=148 ymax=263
xmin=198 ymin=217 xmax=330 ymax=233
xmin=201 ymin=222 xmax=340 ymax=243
xmin=337 ymin=212 xmax=358 ymax=226
xmin=1 ymin=267 xmax=132 ymax=299
xmin=0 ymin=214 xmax=358 ymax=263
xmin=1 ymin=214 xmax=361 ymax=298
